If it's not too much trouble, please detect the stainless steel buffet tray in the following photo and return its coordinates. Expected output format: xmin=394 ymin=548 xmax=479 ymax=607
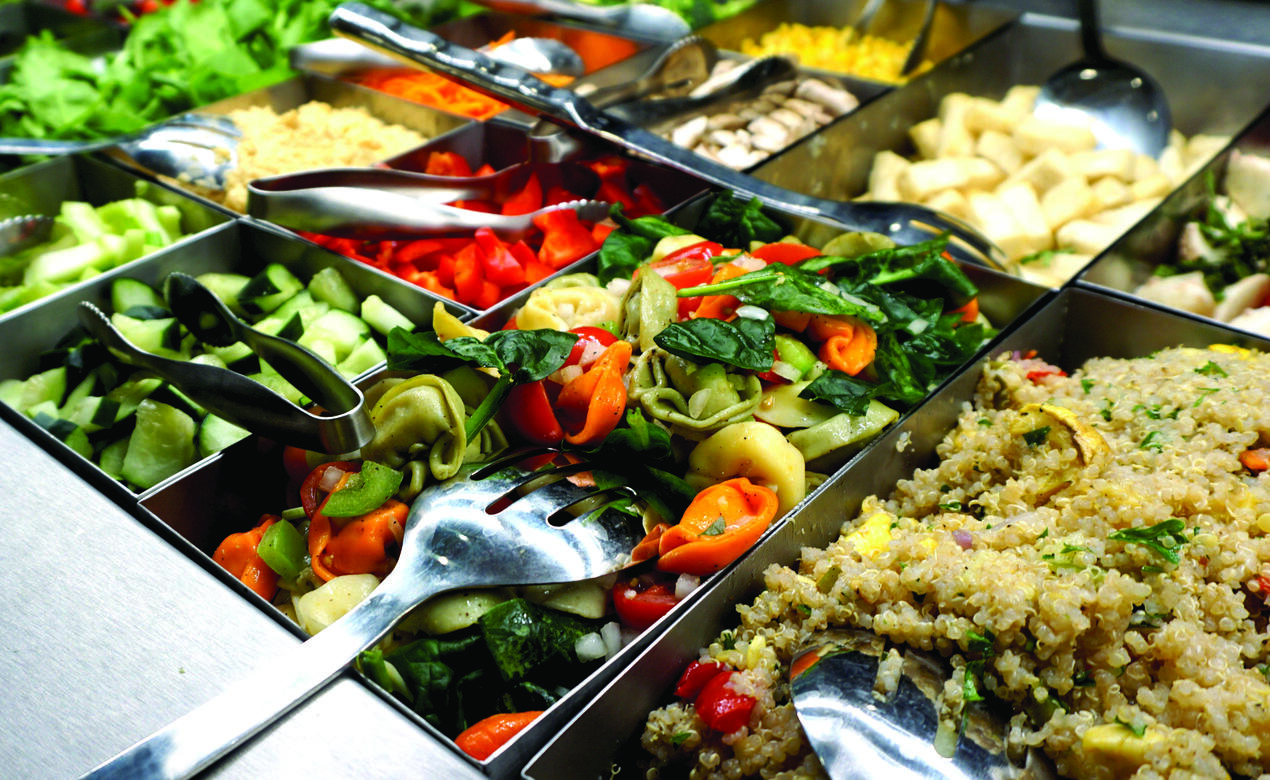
xmin=523 ymin=284 xmax=1270 ymax=780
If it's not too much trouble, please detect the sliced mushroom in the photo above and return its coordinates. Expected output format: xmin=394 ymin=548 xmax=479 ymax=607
xmin=670 ymin=115 xmax=708 ymax=148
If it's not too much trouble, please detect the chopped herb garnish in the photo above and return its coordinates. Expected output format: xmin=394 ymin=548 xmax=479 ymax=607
xmin=1073 ymin=669 xmax=1094 ymax=687
xmin=1038 ymin=528 xmax=1050 ymax=539
xmin=965 ymin=628 xmax=996 ymax=658
xmin=1100 ymin=399 xmax=1114 ymax=422
xmin=978 ymin=417 xmax=992 ymax=426
xmin=963 ymin=662 xmax=985 ymax=702
xmin=701 ymin=516 xmax=727 ymax=536
xmin=1139 ymin=431 xmax=1164 ymax=452
xmin=1192 ymin=387 xmax=1220 ymax=407
xmin=1109 ymin=518 xmax=1188 ymax=564
xmin=816 ymin=565 xmax=841 ymax=594
xmin=1258 ymin=664 xmax=1270 ymax=683
xmin=796 ymin=603 xmax=812 ymax=616
xmin=1023 ymin=426 xmax=1051 ymax=446
xmin=939 ymin=501 xmax=963 ymax=511
xmin=1114 ymin=718 xmax=1147 ymax=737
xmin=890 ymin=521 xmax=900 ymax=529
xmin=720 ymin=631 xmax=736 ymax=651
xmin=1059 ymin=544 xmax=1089 ymax=555
xmin=1194 ymin=360 xmax=1228 ymax=378
xmin=1081 ymin=378 xmax=1095 ymax=394
xmin=671 ymin=731 xmax=693 ymax=747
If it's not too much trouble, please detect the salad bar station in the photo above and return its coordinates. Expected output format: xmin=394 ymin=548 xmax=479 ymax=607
xmin=3 ymin=1 xmax=1270 ymax=779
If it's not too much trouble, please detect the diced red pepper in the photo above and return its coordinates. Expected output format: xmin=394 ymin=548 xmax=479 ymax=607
xmin=424 ymin=151 xmax=472 ymax=177
xmin=453 ymin=243 xmax=485 ymax=304
xmin=563 ymin=326 xmax=618 ymax=368
xmin=503 ymin=380 xmax=564 ymax=445
xmin=694 ymin=671 xmax=757 ymax=733
xmin=611 ymin=581 xmax=679 ymax=630
xmin=596 ymin=180 xmax=637 ymax=211
xmin=543 ymin=185 xmax=577 ymax=207
xmin=751 ymin=242 xmax=822 ymax=265
xmin=475 ymin=280 xmax=502 ymax=310
xmin=501 ymin=173 xmax=543 ymax=216
xmin=475 ymin=228 xmax=526 ymax=287
xmin=534 ymin=209 xmax=599 ymax=269
xmin=1026 ymin=368 xmax=1068 ymax=383
xmin=592 ymin=222 xmax=616 ymax=244
xmin=674 ymin=660 xmax=725 ymax=699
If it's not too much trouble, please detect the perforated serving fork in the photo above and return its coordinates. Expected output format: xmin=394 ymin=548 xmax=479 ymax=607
xmin=0 ymin=113 xmax=240 ymax=190
xmin=329 ymin=2 xmax=1010 ymax=270
xmin=80 ymin=449 xmax=645 ymax=780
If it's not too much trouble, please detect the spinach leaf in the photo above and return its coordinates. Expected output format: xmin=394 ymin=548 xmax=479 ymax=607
xmin=589 ymin=409 xmax=697 ymax=520
xmin=693 ymin=194 xmax=784 ymax=248
xmin=806 ymin=237 xmax=978 ymax=305
xmin=479 ymin=599 xmax=600 ymax=682
xmin=595 ymin=205 xmax=690 ymax=284
xmin=681 ymin=265 xmax=885 ymax=323
xmin=799 ymin=369 xmax=876 ymax=416
xmin=1109 ymin=518 xmax=1188 ymax=564
xmin=654 ymin=313 xmax=775 ymax=371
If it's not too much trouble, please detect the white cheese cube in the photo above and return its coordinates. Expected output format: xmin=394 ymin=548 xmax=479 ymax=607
xmin=909 ymin=117 xmax=943 ymax=160
xmin=1069 ymin=149 xmax=1136 ymax=181
xmin=1090 ymin=177 xmax=1132 ymax=210
xmin=1013 ymin=115 xmax=1098 ymax=156
xmin=868 ymin=150 xmax=911 ymax=202
xmin=1041 ymin=177 xmax=1097 ymax=229
xmin=976 ymin=130 xmax=1024 ymax=176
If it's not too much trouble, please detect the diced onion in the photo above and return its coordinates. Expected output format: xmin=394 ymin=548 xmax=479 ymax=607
xmin=551 ymin=364 xmax=585 ymax=385
xmin=733 ymin=253 xmax=765 ymax=271
xmin=771 ymin=360 xmax=803 ymax=382
xmin=318 ymin=465 xmax=344 ymax=492
xmin=575 ymin=632 xmax=607 ymax=662
xmin=735 ymin=304 xmax=769 ymax=321
xmin=933 ymin=717 xmax=960 ymax=758
xmin=953 ymin=530 xmax=974 ymax=550
xmin=674 ymin=573 xmax=702 ymax=600
xmin=600 ymin=620 xmax=623 ymax=658
xmin=577 ymin=339 xmax=607 ymax=367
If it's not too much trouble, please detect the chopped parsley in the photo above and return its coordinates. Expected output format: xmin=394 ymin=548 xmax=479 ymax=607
xmin=1072 ymin=669 xmax=1095 ymax=687
xmin=1194 ymin=360 xmax=1228 ymax=378
xmin=1109 ymin=518 xmax=1188 ymax=564
xmin=720 ymin=631 xmax=736 ymax=651
xmin=1258 ymin=664 xmax=1270 ymax=683
xmin=701 ymin=516 xmax=727 ymax=536
xmin=1139 ymin=431 xmax=1164 ymax=452
xmin=1133 ymin=403 xmax=1179 ymax=420
xmin=796 ymin=603 xmax=812 ymax=616
xmin=1023 ymin=426 xmax=1051 ymax=446
xmin=1192 ymin=387 xmax=1220 ymax=407
xmin=1038 ymin=528 xmax=1049 ymax=539
xmin=978 ymin=417 xmax=992 ymax=426
xmin=1081 ymin=378 xmax=1095 ymax=394
xmin=671 ymin=731 xmax=693 ymax=747
xmin=939 ymin=501 xmax=963 ymax=511
xmin=1114 ymin=718 xmax=1147 ymax=737
xmin=1100 ymin=399 xmax=1114 ymax=422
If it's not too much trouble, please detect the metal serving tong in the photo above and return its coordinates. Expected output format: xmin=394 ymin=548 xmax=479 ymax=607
xmin=329 ymin=2 xmax=1009 ymax=270
xmin=77 ymin=273 xmax=374 ymax=454
xmin=246 ymin=163 xmax=610 ymax=239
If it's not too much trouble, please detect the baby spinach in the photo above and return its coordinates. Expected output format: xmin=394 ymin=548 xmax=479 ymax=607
xmin=596 ymin=205 xmax=689 ymax=284
xmin=653 ymin=313 xmax=774 ymax=371
xmin=692 ymin=193 xmax=784 ymax=248
xmin=680 ymin=264 xmax=885 ymax=323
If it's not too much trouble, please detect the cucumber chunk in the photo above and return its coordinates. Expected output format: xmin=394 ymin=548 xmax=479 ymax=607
xmin=337 ymin=338 xmax=387 ymax=378
xmin=197 ymin=414 xmax=250 ymax=458
xmin=110 ymin=313 xmax=182 ymax=355
xmin=121 ymin=399 xmax=197 ymax=490
xmin=20 ymin=367 xmax=67 ymax=412
xmin=98 ymin=438 xmax=128 ymax=479
xmin=238 ymin=264 xmax=304 ymax=316
xmin=110 ymin=278 xmax=167 ymax=316
xmin=360 ymin=294 xmax=414 ymax=336
xmin=308 ymin=266 xmax=359 ymax=313
xmin=196 ymin=272 xmax=251 ymax=314
xmin=298 ymin=309 xmax=370 ymax=361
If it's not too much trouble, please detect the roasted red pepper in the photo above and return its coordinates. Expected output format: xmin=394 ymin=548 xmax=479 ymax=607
xmin=674 ymin=660 xmax=725 ymax=699
xmin=694 ymin=670 xmax=757 ymax=733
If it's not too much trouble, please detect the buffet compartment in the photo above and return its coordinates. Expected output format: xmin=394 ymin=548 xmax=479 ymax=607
xmin=746 ymin=14 xmax=1270 ymax=282
xmin=102 ymin=72 xmax=472 ymax=214
xmin=523 ymin=284 xmax=1270 ymax=780
xmin=294 ymin=120 xmax=712 ymax=317
xmin=0 ymin=153 xmax=230 ymax=321
xmin=694 ymin=0 xmax=1018 ymax=87
xmin=1078 ymin=103 xmax=1270 ymax=330
xmin=0 ymin=218 xmax=455 ymax=501
xmin=139 ymin=192 xmax=1049 ymax=779
xmin=0 ymin=0 xmax=119 ymax=58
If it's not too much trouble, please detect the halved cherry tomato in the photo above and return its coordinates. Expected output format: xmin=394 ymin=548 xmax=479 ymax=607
xmin=674 ymin=660 xmax=725 ymax=699
xmin=564 ymin=326 xmax=618 ymax=368
xmin=612 ymin=581 xmax=679 ymax=630
xmin=643 ymin=245 xmax=720 ymax=318
xmin=695 ymin=671 xmax=757 ymax=733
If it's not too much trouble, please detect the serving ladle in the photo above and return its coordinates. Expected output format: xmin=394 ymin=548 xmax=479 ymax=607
xmin=1034 ymin=0 xmax=1171 ymax=157
xmin=790 ymin=629 xmax=1058 ymax=780
xmin=330 ymin=2 xmax=1010 ymax=270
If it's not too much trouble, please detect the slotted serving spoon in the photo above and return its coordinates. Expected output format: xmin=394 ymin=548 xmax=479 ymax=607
xmin=0 ymin=113 xmax=241 ymax=190
xmin=81 ymin=449 xmax=645 ymax=780
xmin=790 ymin=630 xmax=1057 ymax=780
xmin=329 ymin=2 xmax=1009 ymax=270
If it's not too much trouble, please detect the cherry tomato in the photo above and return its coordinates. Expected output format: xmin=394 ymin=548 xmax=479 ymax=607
xmin=612 ymin=581 xmax=679 ymax=630
xmin=503 ymin=380 xmax=564 ymax=445
xmin=563 ymin=326 xmax=618 ymax=368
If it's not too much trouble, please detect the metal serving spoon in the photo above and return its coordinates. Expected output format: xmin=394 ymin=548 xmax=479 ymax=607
xmin=790 ymin=630 xmax=1057 ymax=780
xmin=1034 ymin=0 xmax=1171 ymax=157
xmin=330 ymin=2 xmax=1010 ymax=270
xmin=0 ymin=113 xmax=240 ymax=190
xmin=79 ymin=449 xmax=646 ymax=780
xmin=291 ymin=34 xmax=586 ymax=78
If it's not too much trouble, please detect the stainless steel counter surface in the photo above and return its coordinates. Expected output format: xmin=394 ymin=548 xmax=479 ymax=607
xmin=0 ymin=420 xmax=482 ymax=780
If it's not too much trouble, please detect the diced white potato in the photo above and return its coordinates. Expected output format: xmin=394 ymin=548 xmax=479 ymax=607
xmin=936 ymin=93 xmax=976 ymax=158
xmin=1133 ymin=271 xmax=1216 ymax=316
xmin=1090 ymin=176 xmax=1132 ymax=210
xmin=1091 ymin=198 xmax=1160 ymax=230
xmin=1228 ymin=306 xmax=1270 ymax=337
xmin=967 ymin=191 xmax=1031 ymax=260
xmin=1130 ymin=173 xmax=1173 ymax=200
xmin=1157 ymin=144 xmax=1186 ymax=181
xmin=976 ymin=130 xmax=1024 ymax=176
xmin=1213 ymin=273 xmax=1270 ymax=322
xmin=1069 ymin=149 xmax=1136 ymax=181
xmin=1184 ymin=133 xmax=1228 ymax=168
xmin=1006 ymin=148 xmax=1073 ymax=193
xmin=1018 ymin=251 xmax=1093 ymax=288
xmin=868 ymin=150 xmax=911 ymax=201
xmin=1132 ymin=154 xmax=1161 ymax=182
xmin=963 ymin=97 xmax=1018 ymax=135
xmin=997 ymin=182 xmax=1053 ymax=257
xmin=1055 ymin=219 xmax=1125 ymax=256
xmin=901 ymin=158 xmax=1001 ymax=200
xmin=1224 ymin=150 xmax=1270 ymax=219
xmin=295 ymin=574 xmax=380 ymax=635
xmin=925 ymin=189 xmax=970 ymax=220
xmin=909 ymin=117 xmax=943 ymax=160
xmin=1013 ymin=115 xmax=1097 ymax=156
xmin=1041 ymin=177 xmax=1097 ymax=229
xmin=1000 ymin=85 xmax=1040 ymax=116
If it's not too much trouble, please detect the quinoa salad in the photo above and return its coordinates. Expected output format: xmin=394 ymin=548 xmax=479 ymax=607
xmin=641 ymin=346 xmax=1270 ymax=779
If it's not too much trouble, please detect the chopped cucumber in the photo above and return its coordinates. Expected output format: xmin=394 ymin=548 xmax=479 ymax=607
xmin=107 ymin=374 xmax=164 ymax=422
xmin=110 ymin=313 xmax=182 ymax=356
xmin=60 ymin=201 xmax=108 ymax=242
xmin=19 ymin=367 xmax=67 ymax=412
xmin=111 ymin=277 xmax=167 ymax=316
xmin=195 ymin=272 xmax=251 ymax=313
xmin=120 ymin=399 xmax=197 ymax=490
xmin=360 ymin=294 xmax=413 ymax=336
xmin=98 ymin=438 xmax=128 ymax=479
xmin=238 ymin=264 xmax=304 ymax=316
xmin=0 ymin=379 xmax=24 ymax=409
xmin=197 ymin=414 xmax=250 ymax=458
xmin=60 ymin=373 xmax=98 ymax=416
xmin=308 ymin=266 xmax=359 ymax=313
xmin=269 ymin=290 xmax=325 ymax=325
xmin=337 ymin=338 xmax=386 ymax=377
xmin=299 ymin=309 xmax=370 ymax=361
xmin=22 ymin=241 xmax=110 ymax=285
